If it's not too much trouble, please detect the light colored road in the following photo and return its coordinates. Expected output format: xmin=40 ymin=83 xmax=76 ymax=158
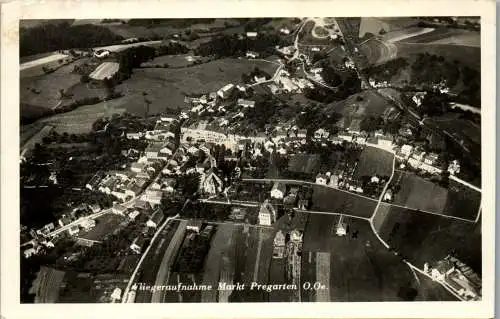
xmin=294 ymin=209 xmax=370 ymax=221
xmin=93 ymin=40 xmax=162 ymax=53
xmin=151 ymin=220 xmax=188 ymax=303
xmin=20 ymin=53 xmax=69 ymax=71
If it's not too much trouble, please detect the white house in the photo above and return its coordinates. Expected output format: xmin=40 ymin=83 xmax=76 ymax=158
xmin=217 ymin=83 xmax=235 ymax=99
xmin=68 ymin=225 xmax=80 ymax=236
xmin=258 ymin=200 xmax=277 ymax=226
xmin=448 ymin=160 xmax=461 ymax=175
xmin=370 ymin=176 xmax=380 ymax=184
xmin=383 ymin=189 xmax=393 ymax=202
xmin=246 ymin=32 xmax=258 ymax=38
xmin=112 ymin=204 xmax=128 ymax=216
xmin=401 ymin=144 xmax=414 ymax=157
xmin=431 ymin=260 xmax=455 ymax=281
xmin=146 ymin=210 xmax=164 ymax=228
xmin=314 ymin=128 xmax=330 ymax=139
xmin=128 ymin=210 xmax=141 ymax=221
xmin=316 ymin=173 xmax=328 ymax=185
xmin=280 ymin=28 xmax=290 ymax=35
xmin=246 ymin=51 xmax=259 ymax=59
xmin=424 ymin=153 xmax=439 ymax=165
xmin=200 ymin=170 xmax=223 ymax=195
xmin=186 ymin=220 xmax=203 ymax=233
xmin=237 ymin=99 xmax=256 ymax=108
xmin=80 ymin=219 xmax=96 ymax=231
xmin=270 ymin=182 xmax=286 ymax=199
xmin=142 ymin=189 xmax=163 ymax=206
xmin=130 ymin=236 xmax=146 ymax=254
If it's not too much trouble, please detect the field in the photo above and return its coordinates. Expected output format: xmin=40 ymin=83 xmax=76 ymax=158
xmin=374 ymin=204 xmax=481 ymax=275
xmin=310 ymin=185 xmax=378 ymax=219
xmin=298 ymin=20 xmax=332 ymax=45
xmin=31 ymin=98 xmax=126 ymax=134
xmin=358 ymin=17 xmax=420 ymax=38
xmin=21 ymin=53 xmax=70 ymax=71
xmin=389 ymin=171 xmax=480 ymax=220
xmin=115 ymin=58 xmax=278 ymax=115
xmin=396 ymin=28 xmax=480 ymax=47
xmin=431 ymin=113 xmax=481 ymax=146
xmin=394 ymin=43 xmax=480 ymax=70
xmin=302 ymin=215 xmax=421 ymax=301
xmin=359 ymin=38 xmax=398 ymax=65
xmin=353 ymin=146 xmax=394 ymax=179
xmin=20 ymin=59 xmax=88 ymax=111
xmin=89 ymin=62 xmax=120 ymax=80
xmin=29 ymin=266 xmax=66 ymax=303
xmin=327 ymin=90 xmax=394 ymax=122
xmin=382 ymin=28 xmax=435 ymax=43
xmin=78 ymin=213 xmax=127 ymax=241
xmin=389 ymin=171 xmax=448 ymax=214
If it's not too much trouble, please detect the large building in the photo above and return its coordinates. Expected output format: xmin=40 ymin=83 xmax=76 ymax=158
xmin=258 ymin=200 xmax=277 ymax=226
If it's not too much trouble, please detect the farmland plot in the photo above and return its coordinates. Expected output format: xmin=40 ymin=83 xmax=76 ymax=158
xmin=375 ymin=206 xmax=481 ymax=275
xmin=311 ymin=185 xmax=378 ymax=219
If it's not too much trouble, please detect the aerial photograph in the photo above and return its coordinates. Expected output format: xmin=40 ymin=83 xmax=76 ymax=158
xmin=19 ymin=17 xmax=482 ymax=303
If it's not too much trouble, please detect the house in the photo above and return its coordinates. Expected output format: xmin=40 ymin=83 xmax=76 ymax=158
xmin=400 ymin=144 xmax=414 ymax=157
xmin=258 ymin=200 xmax=277 ymax=226
xmin=111 ymin=288 xmax=122 ymax=301
xmin=246 ymin=31 xmax=258 ymax=38
xmin=383 ymin=189 xmax=393 ymax=202
xmin=128 ymin=210 xmax=141 ymax=221
xmin=40 ymin=223 xmax=55 ymax=234
xmin=339 ymin=134 xmax=353 ymax=142
xmin=142 ymin=189 xmax=163 ymax=206
xmin=199 ymin=170 xmax=223 ymax=195
xmin=431 ymin=259 xmax=455 ymax=281
xmin=126 ymin=132 xmax=143 ymax=140
xmin=377 ymin=136 xmax=393 ymax=149
xmin=297 ymin=129 xmax=307 ymax=138
xmin=146 ymin=210 xmax=164 ymax=228
xmin=89 ymin=203 xmax=101 ymax=214
xmin=335 ymin=215 xmax=347 ymax=236
xmin=130 ymin=236 xmax=146 ymax=254
xmin=329 ymin=174 xmax=339 ymax=188
xmin=297 ymin=199 xmax=310 ymax=210
xmin=289 ymin=229 xmax=303 ymax=242
xmin=80 ymin=219 xmax=96 ymax=231
xmin=58 ymin=215 xmax=72 ymax=227
xmin=112 ymin=204 xmax=128 ymax=216
xmin=448 ymin=160 xmax=461 ymax=175
xmin=130 ymin=162 xmax=147 ymax=173
xmin=279 ymin=28 xmax=290 ymax=35
xmin=145 ymin=144 xmax=164 ymax=159
xmin=273 ymin=230 xmax=286 ymax=258
xmin=217 ymin=83 xmax=235 ymax=99
xmin=93 ymin=49 xmax=110 ymax=58
xmin=24 ymin=247 xmax=38 ymax=258
xmin=237 ymin=99 xmax=256 ymax=108
xmin=186 ymin=220 xmax=203 ymax=233
xmin=412 ymin=150 xmax=426 ymax=161
xmin=371 ymin=176 xmax=380 ymax=184
xmin=424 ymin=153 xmax=439 ymax=165
xmin=68 ymin=225 xmax=80 ymax=236
xmin=314 ymin=128 xmax=329 ymax=139
xmin=315 ymin=173 xmax=328 ymax=185
xmin=246 ymin=51 xmax=259 ymax=59
xmin=270 ymin=182 xmax=286 ymax=199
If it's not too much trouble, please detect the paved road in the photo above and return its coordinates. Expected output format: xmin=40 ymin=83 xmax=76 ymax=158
xmin=20 ymin=53 xmax=69 ymax=71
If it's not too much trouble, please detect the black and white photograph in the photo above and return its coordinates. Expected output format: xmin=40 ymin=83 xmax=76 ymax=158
xmin=1 ymin=0 xmax=496 ymax=318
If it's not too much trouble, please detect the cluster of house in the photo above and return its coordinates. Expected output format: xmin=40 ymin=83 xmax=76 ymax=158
xmin=272 ymin=229 xmax=303 ymax=262
xmin=425 ymin=255 xmax=481 ymax=301
xmin=184 ymin=84 xmax=251 ymax=118
xmin=128 ymin=204 xmax=166 ymax=254
xmin=257 ymin=183 xmax=310 ymax=226
xmin=368 ymin=78 xmax=391 ymax=89
xmin=87 ymin=117 xmax=179 ymax=204
xmin=267 ymin=69 xmax=315 ymax=94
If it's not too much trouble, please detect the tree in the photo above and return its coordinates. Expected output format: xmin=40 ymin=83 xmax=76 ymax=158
xmin=379 ymin=28 xmax=387 ymax=35
xmin=360 ymin=116 xmax=384 ymax=132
